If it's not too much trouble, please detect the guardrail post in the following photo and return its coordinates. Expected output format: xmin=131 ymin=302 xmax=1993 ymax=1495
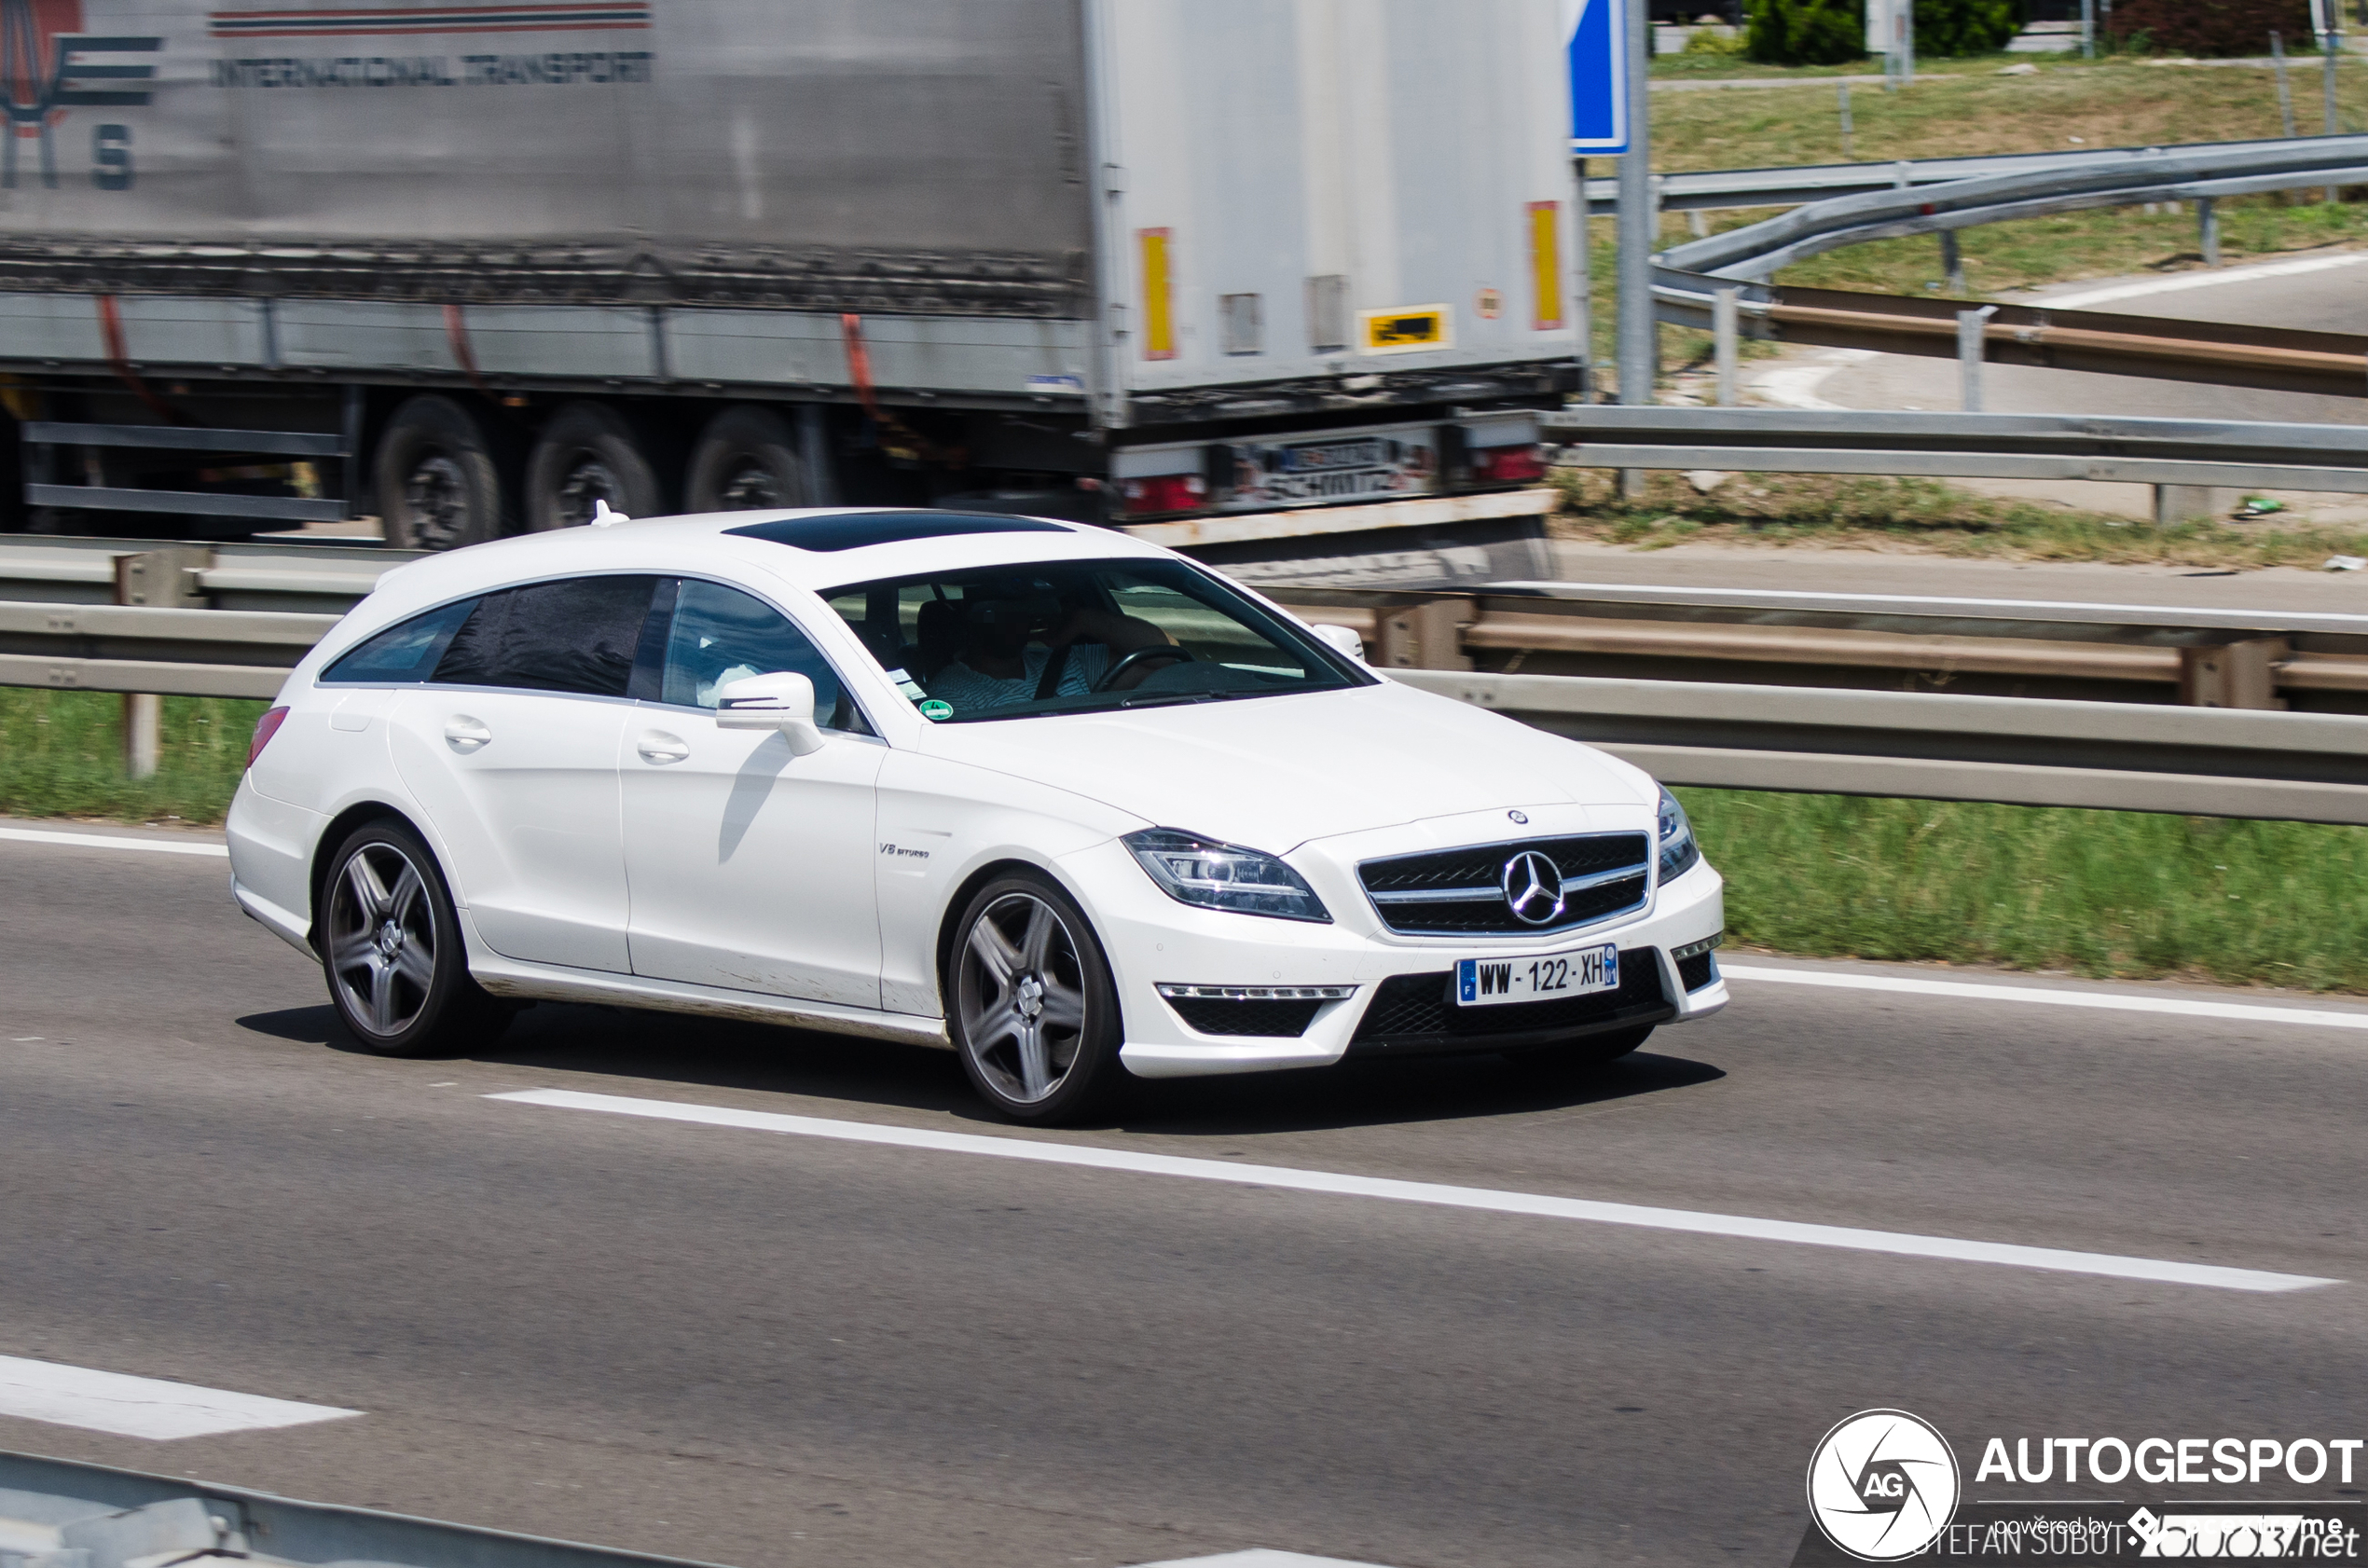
xmin=1956 ymin=307 xmax=1995 ymax=412
xmin=2198 ymin=197 xmax=2220 ymax=267
xmin=2273 ymin=33 xmax=2297 ymax=138
xmin=2180 ymin=639 xmax=2290 ymax=709
xmin=2154 ymin=484 xmax=2232 ymax=529
xmin=1375 ymin=598 xmax=1475 ymax=673
xmin=1940 ymin=229 xmax=1964 ymax=294
xmin=111 ymin=547 xmax=210 ymax=781
xmin=1713 ymin=286 xmax=1741 ymax=406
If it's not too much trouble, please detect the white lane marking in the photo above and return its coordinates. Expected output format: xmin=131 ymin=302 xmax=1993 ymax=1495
xmin=490 ymin=1089 xmax=2334 ymax=1294
xmin=0 ymin=826 xmax=227 ymax=859
xmin=1722 ymin=964 xmax=2368 ymax=1031
xmin=1138 ymin=1554 xmax=1398 ymax=1568
xmin=2042 ymin=251 xmax=2368 ymax=310
xmin=0 ymin=1355 xmax=361 ymax=1440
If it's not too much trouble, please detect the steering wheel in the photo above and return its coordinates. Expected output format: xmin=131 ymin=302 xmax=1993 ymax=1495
xmin=1092 ymin=644 xmax=1195 ymax=693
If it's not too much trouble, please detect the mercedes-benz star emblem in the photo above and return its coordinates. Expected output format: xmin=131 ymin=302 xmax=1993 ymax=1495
xmin=1507 ymin=809 xmax=1528 ymax=824
xmin=1500 ymin=850 xmax=1564 ymax=926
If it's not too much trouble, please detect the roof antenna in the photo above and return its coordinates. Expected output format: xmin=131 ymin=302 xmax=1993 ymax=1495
xmin=590 ymin=499 xmax=628 ymax=528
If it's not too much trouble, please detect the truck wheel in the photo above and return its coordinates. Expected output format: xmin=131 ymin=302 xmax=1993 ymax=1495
xmin=376 ymin=395 xmax=505 ymax=551
xmin=686 ymin=406 xmax=813 ymax=512
xmin=526 ymin=402 xmax=662 ymax=530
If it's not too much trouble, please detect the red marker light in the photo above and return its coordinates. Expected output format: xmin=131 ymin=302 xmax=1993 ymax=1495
xmin=247 ymin=706 xmax=289 ymax=769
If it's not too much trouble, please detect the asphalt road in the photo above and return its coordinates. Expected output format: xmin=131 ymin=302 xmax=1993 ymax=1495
xmin=4 ymin=823 xmax=2365 ymax=1568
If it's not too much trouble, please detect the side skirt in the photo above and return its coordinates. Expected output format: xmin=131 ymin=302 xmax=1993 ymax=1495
xmin=468 ymin=948 xmax=952 ymax=1051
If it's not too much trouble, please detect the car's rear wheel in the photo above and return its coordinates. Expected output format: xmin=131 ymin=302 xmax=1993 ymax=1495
xmin=322 ymin=819 xmax=509 ymax=1056
xmin=949 ymin=873 xmax=1124 ymax=1124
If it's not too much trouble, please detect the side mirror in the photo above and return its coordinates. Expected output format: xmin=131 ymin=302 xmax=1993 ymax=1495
xmin=1311 ymin=623 xmax=1366 ymax=664
xmin=714 ymin=671 xmax=828 ymax=756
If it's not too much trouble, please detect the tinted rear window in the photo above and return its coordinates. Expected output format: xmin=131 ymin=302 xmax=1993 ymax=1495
xmin=431 ymin=575 xmax=661 ymax=698
xmin=321 ymin=598 xmax=476 ymax=684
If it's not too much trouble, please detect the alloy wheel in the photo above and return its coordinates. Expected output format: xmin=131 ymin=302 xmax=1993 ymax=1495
xmin=957 ymin=892 xmax=1091 ymax=1105
xmin=327 ymin=841 xmax=440 ymax=1038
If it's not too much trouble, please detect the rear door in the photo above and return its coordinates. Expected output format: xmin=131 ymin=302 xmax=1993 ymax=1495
xmin=388 ymin=574 xmax=663 ymax=974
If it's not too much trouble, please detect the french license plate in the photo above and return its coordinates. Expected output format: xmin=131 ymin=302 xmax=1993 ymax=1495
xmin=1455 ymin=943 xmax=1618 ymax=1008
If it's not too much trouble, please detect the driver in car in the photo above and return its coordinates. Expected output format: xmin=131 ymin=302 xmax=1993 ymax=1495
xmin=923 ymin=595 xmax=1173 ymax=712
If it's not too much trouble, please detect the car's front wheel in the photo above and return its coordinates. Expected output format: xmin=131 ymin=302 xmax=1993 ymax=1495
xmin=949 ymin=873 xmax=1125 ymax=1124
xmin=322 ymin=819 xmax=509 ymax=1056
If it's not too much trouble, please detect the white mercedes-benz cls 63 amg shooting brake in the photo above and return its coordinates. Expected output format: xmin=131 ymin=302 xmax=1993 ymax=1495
xmin=227 ymin=507 xmax=1728 ymax=1121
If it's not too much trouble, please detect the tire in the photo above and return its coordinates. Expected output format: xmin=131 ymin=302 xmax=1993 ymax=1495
xmin=320 ymin=818 xmax=509 ymax=1057
xmin=1504 ymin=1025 xmax=1655 ymax=1075
xmin=525 ymin=401 xmax=663 ymax=530
xmin=947 ymin=871 xmax=1125 ymax=1124
xmin=376 ymin=394 xmax=506 ymax=551
xmin=684 ymin=405 xmax=813 ymax=513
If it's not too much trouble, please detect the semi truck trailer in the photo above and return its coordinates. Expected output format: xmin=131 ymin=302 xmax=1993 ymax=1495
xmin=0 ymin=0 xmax=1579 ymax=580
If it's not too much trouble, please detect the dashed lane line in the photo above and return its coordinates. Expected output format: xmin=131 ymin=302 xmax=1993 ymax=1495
xmin=0 ymin=1355 xmax=360 ymax=1440
xmin=489 ymin=1089 xmax=2337 ymax=1294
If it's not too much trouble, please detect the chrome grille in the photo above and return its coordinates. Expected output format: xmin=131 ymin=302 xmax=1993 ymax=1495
xmin=1357 ymin=832 xmax=1650 ymax=937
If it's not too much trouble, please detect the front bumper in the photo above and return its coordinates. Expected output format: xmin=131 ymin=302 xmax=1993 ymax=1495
xmin=1064 ymin=832 xmax=1728 ymax=1080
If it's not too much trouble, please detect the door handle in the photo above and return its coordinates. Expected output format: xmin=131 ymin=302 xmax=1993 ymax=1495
xmin=443 ymin=716 xmax=491 ymax=753
xmin=636 ymin=731 xmax=690 ymax=765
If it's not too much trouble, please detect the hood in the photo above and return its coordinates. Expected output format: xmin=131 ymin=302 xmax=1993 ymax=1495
xmin=920 ymin=679 xmax=1650 ymax=851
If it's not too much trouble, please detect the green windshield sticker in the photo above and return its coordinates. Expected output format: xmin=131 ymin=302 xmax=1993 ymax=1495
xmin=918 ymin=699 xmax=954 ymax=721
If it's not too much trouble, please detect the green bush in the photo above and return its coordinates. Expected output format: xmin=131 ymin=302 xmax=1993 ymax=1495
xmin=1744 ymin=0 xmax=1865 ymax=65
xmin=1916 ymin=0 xmax=2023 ymax=56
xmin=1683 ymin=24 xmax=1750 ymax=55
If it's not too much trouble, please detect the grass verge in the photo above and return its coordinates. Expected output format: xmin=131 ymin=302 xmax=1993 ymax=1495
xmin=1682 ymin=787 xmax=2368 ymax=995
xmin=0 ymin=688 xmax=265 ymax=825
xmin=1547 ymin=468 xmax=2368 ymax=568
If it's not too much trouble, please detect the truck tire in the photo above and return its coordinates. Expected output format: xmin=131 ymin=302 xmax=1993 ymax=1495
xmin=685 ymin=405 xmax=813 ymax=513
xmin=376 ymin=395 xmax=506 ymax=551
xmin=525 ymin=401 xmax=663 ymax=530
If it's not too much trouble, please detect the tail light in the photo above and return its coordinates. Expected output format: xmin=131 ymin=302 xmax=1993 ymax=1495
xmin=1470 ymin=444 xmax=1548 ymax=485
xmin=247 ymin=705 xmax=289 ymax=769
xmin=1119 ymin=473 xmax=1208 ymax=516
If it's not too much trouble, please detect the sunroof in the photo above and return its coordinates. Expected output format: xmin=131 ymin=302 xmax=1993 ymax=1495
xmin=723 ymin=511 xmax=1073 ymax=552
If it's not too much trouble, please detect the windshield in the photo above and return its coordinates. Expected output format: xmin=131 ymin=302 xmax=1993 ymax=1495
xmin=822 ymin=557 xmax=1370 ymax=723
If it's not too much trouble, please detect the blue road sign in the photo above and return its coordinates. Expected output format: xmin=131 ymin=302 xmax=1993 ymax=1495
xmin=1567 ymin=0 xmax=1629 ymax=154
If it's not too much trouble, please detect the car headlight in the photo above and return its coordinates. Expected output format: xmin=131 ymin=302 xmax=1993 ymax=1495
xmin=1123 ymin=829 xmax=1331 ymax=923
xmin=1658 ymin=786 xmax=1701 ymax=883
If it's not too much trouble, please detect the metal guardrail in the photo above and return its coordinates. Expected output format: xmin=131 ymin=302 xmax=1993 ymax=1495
xmin=7 ymin=531 xmax=2368 ymax=820
xmin=1390 ymin=668 xmax=2368 ymax=825
xmin=1659 ymin=134 xmax=2368 ymax=282
xmin=0 ymin=1449 xmax=726 ymax=1568
xmin=1539 ymin=406 xmax=2368 ymax=493
xmin=1270 ymin=580 xmax=2368 ymax=710
xmin=1583 ymin=134 xmax=2335 ymax=215
xmin=1642 ymin=135 xmax=2368 ymax=399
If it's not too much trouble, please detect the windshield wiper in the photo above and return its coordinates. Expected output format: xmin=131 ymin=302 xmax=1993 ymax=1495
xmin=1114 ymin=690 xmax=1225 ymax=709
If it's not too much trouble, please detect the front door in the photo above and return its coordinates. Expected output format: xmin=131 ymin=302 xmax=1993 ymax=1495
xmin=621 ymin=578 xmax=886 ymax=1010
